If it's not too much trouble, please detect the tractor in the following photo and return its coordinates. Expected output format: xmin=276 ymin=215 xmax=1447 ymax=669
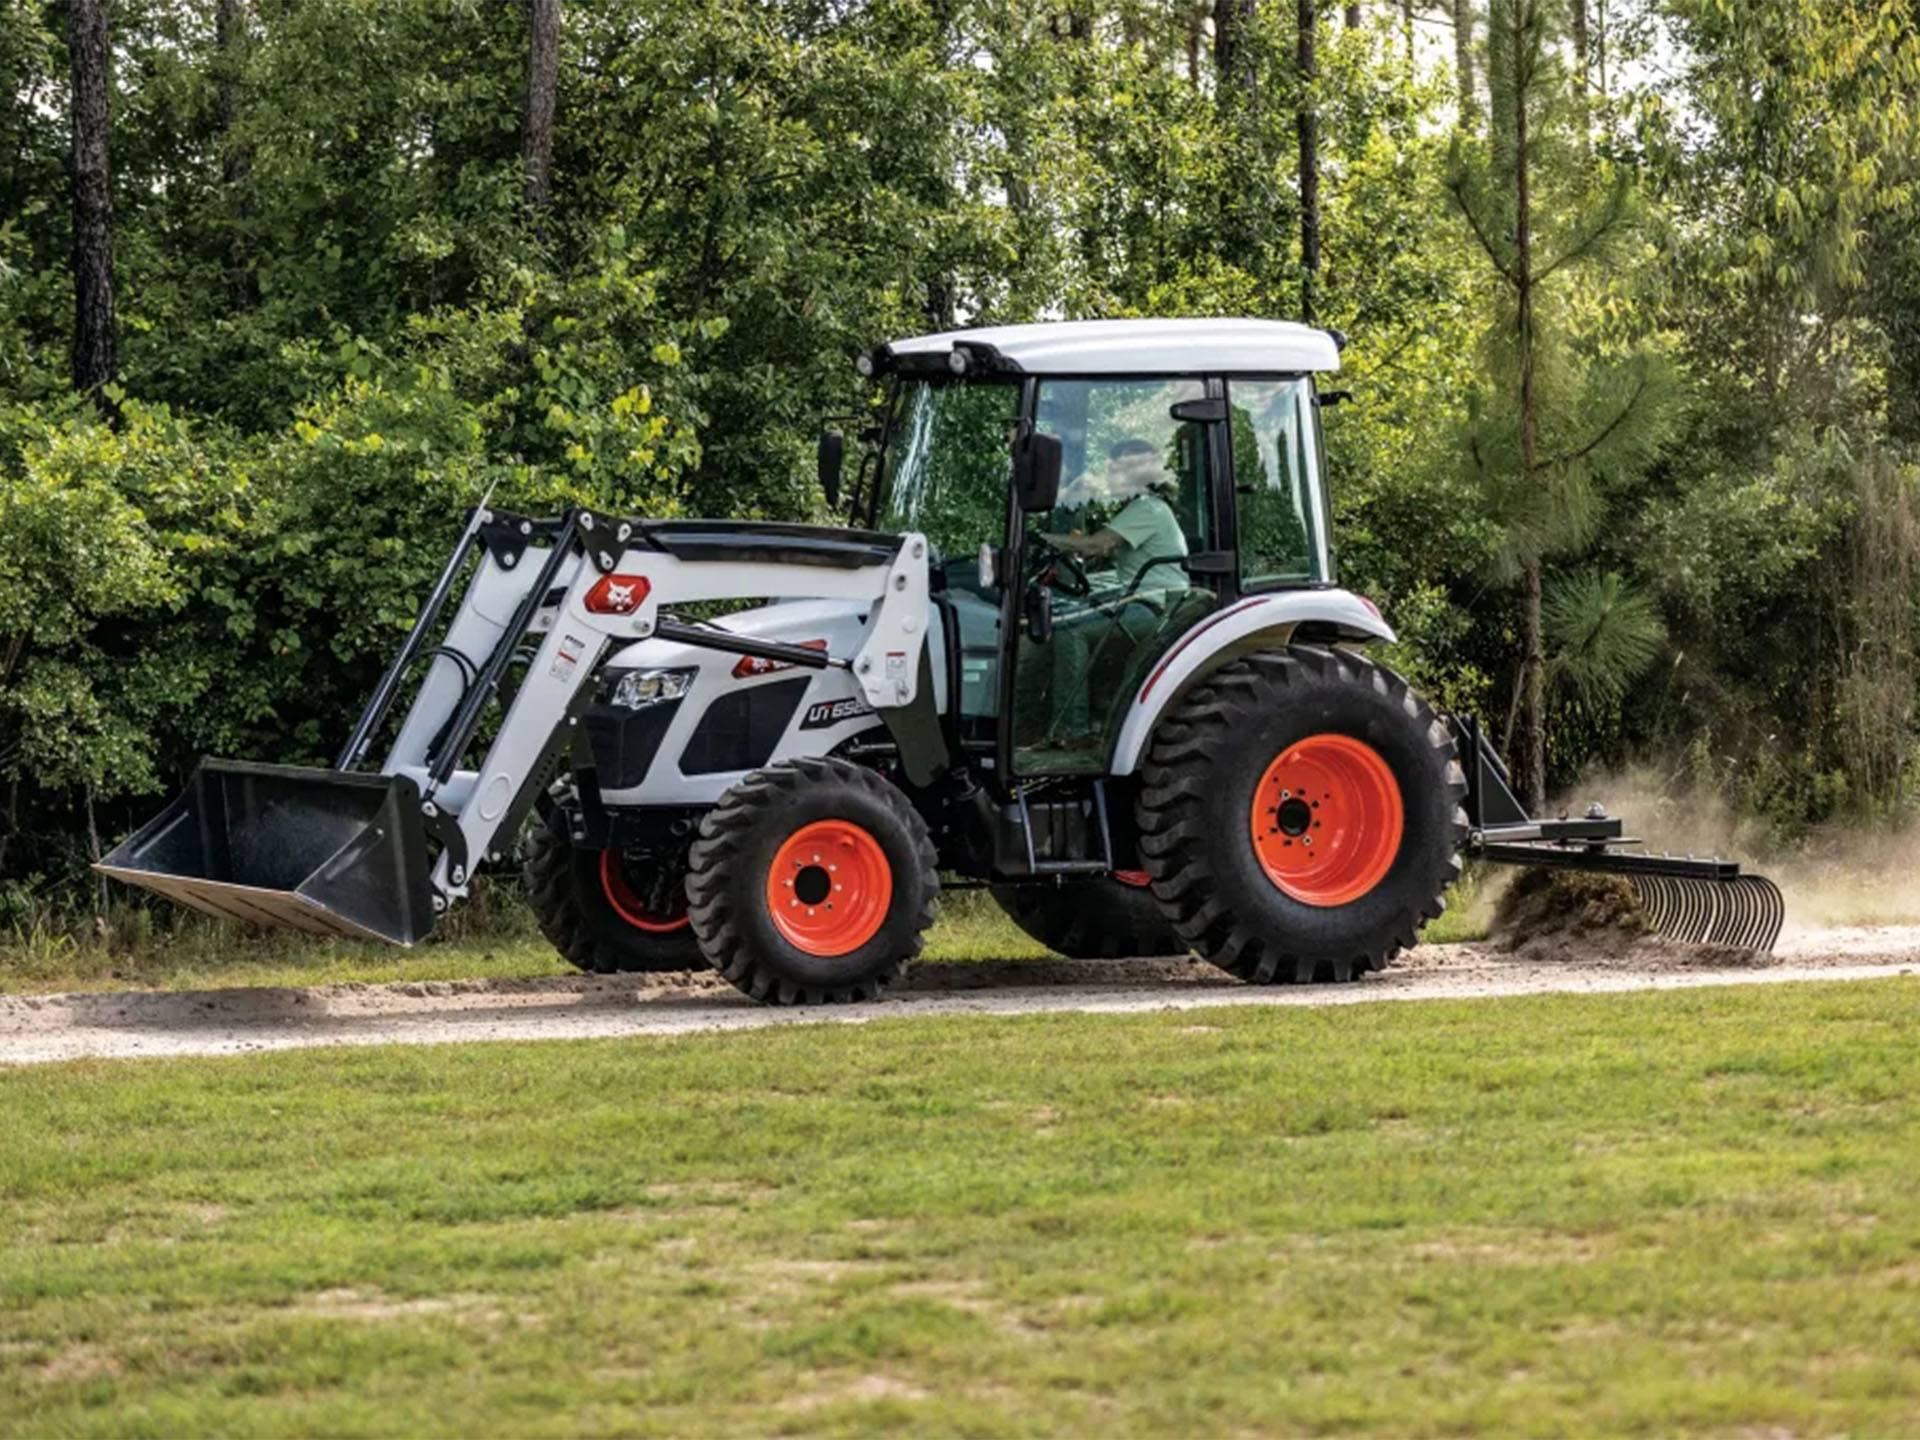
xmin=101 ymin=319 xmax=1784 ymax=1003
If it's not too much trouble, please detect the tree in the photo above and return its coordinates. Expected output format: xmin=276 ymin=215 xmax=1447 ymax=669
xmin=1446 ymin=0 xmax=1667 ymax=806
xmin=67 ymin=0 xmax=115 ymax=411
xmin=1453 ymin=0 xmax=1477 ymax=124
xmin=1296 ymin=0 xmax=1320 ymax=321
xmin=522 ymin=0 xmax=559 ymax=211
xmin=215 ymin=0 xmax=257 ymax=311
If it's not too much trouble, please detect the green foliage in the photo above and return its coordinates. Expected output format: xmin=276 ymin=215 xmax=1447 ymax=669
xmin=1543 ymin=569 xmax=1665 ymax=705
xmin=3 ymin=0 xmax=1920 ymax=903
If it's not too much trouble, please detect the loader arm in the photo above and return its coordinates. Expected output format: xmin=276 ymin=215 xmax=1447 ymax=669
xmin=100 ymin=507 xmax=936 ymax=943
xmin=392 ymin=511 xmax=936 ymax=905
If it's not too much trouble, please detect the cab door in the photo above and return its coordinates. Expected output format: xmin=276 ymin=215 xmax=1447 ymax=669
xmin=1004 ymin=375 xmax=1228 ymax=776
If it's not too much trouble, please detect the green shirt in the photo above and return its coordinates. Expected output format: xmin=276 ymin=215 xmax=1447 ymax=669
xmin=1104 ymin=493 xmax=1189 ymax=593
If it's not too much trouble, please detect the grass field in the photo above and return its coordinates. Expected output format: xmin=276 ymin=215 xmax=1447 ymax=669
xmin=4 ymin=978 xmax=1919 ymax=1436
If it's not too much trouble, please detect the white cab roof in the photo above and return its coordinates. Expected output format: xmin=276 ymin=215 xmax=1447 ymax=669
xmin=884 ymin=317 xmax=1341 ymax=375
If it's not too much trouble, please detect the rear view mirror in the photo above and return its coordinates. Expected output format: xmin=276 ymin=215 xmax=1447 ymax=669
xmin=817 ymin=430 xmax=845 ymax=507
xmin=1169 ymin=397 xmax=1226 ymax=423
xmin=1013 ymin=429 xmax=1063 ymax=513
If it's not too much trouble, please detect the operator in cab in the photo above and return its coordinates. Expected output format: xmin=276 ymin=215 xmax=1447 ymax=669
xmin=1051 ymin=438 xmax=1190 ymax=597
xmin=1042 ymin=437 xmax=1191 ymax=750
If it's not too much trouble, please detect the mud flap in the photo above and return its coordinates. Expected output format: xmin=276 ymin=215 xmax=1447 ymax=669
xmin=95 ymin=760 xmax=436 ymax=945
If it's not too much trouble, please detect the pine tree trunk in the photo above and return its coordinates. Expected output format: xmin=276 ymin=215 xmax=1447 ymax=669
xmin=1453 ymin=0 xmax=1477 ymax=125
xmin=1511 ymin=0 xmax=1545 ymax=810
xmin=1213 ymin=0 xmax=1254 ymax=91
xmin=68 ymin=0 xmax=116 ymax=412
xmin=1523 ymin=557 xmax=1546 ymax=808
xmin=1297 ymin=0 xmax=1320 ymax=324
xmin=1345 ymin=3 xmax=1363 ymax=26
xmin=1569 ymin=0 xmax=1589 ymax=90
xmin=1213 ymin=0 xmax=1258 ymax=272
xmin=216 ymin=0 xmax=258 ymax=310
xmin=522 ymin=0 xmax=559 ymax=211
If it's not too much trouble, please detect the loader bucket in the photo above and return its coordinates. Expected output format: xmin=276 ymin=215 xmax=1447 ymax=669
xmin=96 ymin=760 xmax=436 ymax=946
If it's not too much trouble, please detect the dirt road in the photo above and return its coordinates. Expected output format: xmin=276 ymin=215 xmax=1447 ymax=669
xmin=2 ymin=925 xmax=1915 ymax=1066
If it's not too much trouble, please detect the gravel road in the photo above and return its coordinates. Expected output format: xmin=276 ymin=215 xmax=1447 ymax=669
xmin=2 ymin=925 xmax=1915 ymax=1066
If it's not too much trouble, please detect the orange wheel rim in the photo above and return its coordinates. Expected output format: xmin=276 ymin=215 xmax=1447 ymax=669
xmin=765 ymin=820 xmax=893 ymax=956
xmin=1250 ymin=734 xmax=1403 ymax=906
xmin=600 ymin=851 xmax=691 ymax=932
xmin=1111 ymin=869 xmax=1152 ymax=889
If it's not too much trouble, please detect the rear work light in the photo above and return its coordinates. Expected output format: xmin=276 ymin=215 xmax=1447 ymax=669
xmin=585 ymin=574 xmax=651 ymax=615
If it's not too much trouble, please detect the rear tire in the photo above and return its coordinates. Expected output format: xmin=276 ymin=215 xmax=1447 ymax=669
xmin=686 ymin=757 xmax=938 ymax=1005
xmin=523 ymin=824 xmax=705 ymax=974
xmin=1136 ymin=646 xmax=1466 ymax=983
xmin=990 ymin=874 xmax=1186 ymax=959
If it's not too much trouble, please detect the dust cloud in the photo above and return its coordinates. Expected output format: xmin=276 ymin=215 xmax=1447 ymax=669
xmin=1549 ymin=764 xmax=1920 ymax=934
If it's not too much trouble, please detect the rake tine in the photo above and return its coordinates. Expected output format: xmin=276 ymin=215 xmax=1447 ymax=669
xmin=1702 ymin=876 xmax=1729 ymax=945
xmin=1702 ymin=875 xmax=1737 ymax=947
xmin=1633 ymin=871 xmax=1785 ymax=952
xmin=1632 ymin=874 xmax=1660 ymax=937
xmin=1732 ymin=879 xmax=1762 ymax=947
xmin=1737 ymin=874 xmax=1786 ymax=952
xmin=1726 ymin=876 xmax=1762 ymax=949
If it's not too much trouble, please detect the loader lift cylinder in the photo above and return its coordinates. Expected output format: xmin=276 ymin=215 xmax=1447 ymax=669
xmin=336 ymin=501 xmax=492 ymax=773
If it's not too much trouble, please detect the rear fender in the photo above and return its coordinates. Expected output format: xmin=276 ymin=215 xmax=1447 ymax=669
xmin=1107 ymin=590 xmax=1394 ymax=777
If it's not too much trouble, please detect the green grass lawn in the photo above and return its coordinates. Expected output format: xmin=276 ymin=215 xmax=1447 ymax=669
xmin=4 ymin=979 xmax=1919 ymax=1436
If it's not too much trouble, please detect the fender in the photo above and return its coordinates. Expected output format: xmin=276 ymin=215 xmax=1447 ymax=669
xmin=1107 ymin=589 xmax=1395 ymax=776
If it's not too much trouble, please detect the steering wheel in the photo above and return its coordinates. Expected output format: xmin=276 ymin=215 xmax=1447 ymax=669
xmin=1027 ymin=533 xmax=1091 ymax=598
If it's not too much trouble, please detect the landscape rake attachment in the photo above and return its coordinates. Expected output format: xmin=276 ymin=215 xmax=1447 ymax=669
xmin=1454 ymin=717 xmax=1787 ymax=953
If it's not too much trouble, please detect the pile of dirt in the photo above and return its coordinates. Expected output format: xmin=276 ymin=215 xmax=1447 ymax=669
xmin=1488 ymin=868 xmax=1772 ymax=970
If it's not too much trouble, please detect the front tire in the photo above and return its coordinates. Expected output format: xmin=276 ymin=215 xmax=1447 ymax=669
xmin=523 ymin=824 xmax=706 ymax=973
xmin=1136 ymin=646 xmax=1466 ymax=983
xmin=990 ymin=873 xmax=1186 ymax=959
xmin=686 ymin=757 xmax=938 ymax=1005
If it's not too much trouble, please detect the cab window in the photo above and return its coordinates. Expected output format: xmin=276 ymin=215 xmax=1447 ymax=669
xmin=1226 ymin=378 xmax=1324 ymax=586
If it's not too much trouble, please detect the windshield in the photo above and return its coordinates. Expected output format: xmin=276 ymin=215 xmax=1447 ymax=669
xmin=874 ymin=379 xmax=1019 ymax=557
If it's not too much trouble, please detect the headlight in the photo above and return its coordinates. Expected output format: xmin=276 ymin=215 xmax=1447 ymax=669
xmin=609 ymin=667 xmax=696 ymax=709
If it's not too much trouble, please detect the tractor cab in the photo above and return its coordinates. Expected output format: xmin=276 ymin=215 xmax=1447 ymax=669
xmin=847 ymin=319 xmax=1342 ymax=777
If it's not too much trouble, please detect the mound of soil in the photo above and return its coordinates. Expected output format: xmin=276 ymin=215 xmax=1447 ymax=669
xmin=1489 ymin=868 xmax=1771 ymax=969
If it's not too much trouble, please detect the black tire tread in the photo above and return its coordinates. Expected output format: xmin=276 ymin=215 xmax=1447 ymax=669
xmin=523 ymin=824 xmax=704 ymax=974
xmin=989 ymin=879 xmax=1185 ymax=959
xmin=1137 ymin=645 xmax=1468 ymax=984
xmin=686 ymin=757 xmax=939 ymax=1005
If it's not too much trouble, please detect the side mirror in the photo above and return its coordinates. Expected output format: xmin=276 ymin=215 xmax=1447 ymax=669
xmin=817 ymin=430 xmax=845 ymax=507
xmin=1012 ymin=428 xmax=1063 ymax=513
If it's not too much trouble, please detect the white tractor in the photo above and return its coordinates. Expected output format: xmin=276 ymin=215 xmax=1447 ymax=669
xmin=102 ymin=319 xmax=1782 ymax=1002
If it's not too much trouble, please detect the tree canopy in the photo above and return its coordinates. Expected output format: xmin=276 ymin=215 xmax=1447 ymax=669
xmin=2 ymin=0 xmax=1917 ymax=906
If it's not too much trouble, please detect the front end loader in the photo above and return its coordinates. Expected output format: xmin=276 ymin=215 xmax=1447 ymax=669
xmin=102 ymin=318 xmax=1783 ymax=1002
